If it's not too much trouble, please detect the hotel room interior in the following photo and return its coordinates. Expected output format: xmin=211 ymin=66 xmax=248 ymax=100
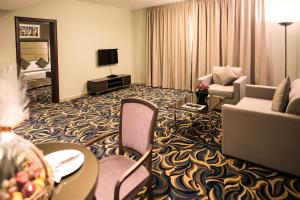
xmin=0 ymin=0 xmax=300 ymax=199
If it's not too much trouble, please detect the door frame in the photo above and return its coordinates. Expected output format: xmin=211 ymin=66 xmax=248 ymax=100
xmin=15 ymin=16 xmax=60 ymax=103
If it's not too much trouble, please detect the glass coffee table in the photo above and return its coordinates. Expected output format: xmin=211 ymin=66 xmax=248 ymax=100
xmin=168 ymin=93 xmax=224 ymax=127
xmin=169 ymin=93 xmax=207 ymax=122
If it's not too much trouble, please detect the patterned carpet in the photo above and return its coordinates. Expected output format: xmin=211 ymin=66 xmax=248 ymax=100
xmin=27 ymin=77 xmax=52 ymax=90
xmin=15 ymin=85 xmax=300 ymax=199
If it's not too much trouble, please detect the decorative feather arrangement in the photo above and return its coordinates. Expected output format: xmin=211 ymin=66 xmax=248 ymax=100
xmin=0 ymin=65 xmax=29 ymax=128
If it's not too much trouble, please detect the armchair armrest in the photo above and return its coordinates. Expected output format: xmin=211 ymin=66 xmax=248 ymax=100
xmin=114 ymin=145 xmax=152 ymax=199
xmin=197 ymin=74 xmax=213 ymax=85
xmin=84 ymin=130 xmax=119 ymax=147
xmin=246 ymin=84 xmax=277 ymax=100
xmin=233 ymin=76 xmax=247 ymax=102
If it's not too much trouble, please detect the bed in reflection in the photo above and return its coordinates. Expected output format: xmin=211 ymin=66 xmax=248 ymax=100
xmin=20 ymin=41 xmax=52 ymax=89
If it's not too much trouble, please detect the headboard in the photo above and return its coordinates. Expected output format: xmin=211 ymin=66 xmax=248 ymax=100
xmin=20 ymin=41 xmax=49 ymax=62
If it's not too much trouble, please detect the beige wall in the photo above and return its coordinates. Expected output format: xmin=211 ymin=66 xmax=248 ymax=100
xmin=298 ymin=25 xmax=300 ymax=78
xmin=265 ymin=0 xmax=300 ymax=85
xmin=132 ymin=9 xmax=146 ymax=84
xmin=0 ymin=0 xmax=145 ymax=100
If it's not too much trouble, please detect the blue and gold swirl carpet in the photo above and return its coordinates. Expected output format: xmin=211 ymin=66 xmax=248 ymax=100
xmin=15 ymin=85 xmax=300 ymax=199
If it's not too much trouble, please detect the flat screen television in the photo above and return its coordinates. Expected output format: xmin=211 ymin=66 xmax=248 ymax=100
xmin=98 ymin=49 xmax=118 ymax=66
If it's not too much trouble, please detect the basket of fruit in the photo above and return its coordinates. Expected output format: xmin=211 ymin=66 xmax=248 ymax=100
xmin=0 ymin=66 xmax=54 ymax=200
xmin=0 ymin=129 xmax=54 ymax=200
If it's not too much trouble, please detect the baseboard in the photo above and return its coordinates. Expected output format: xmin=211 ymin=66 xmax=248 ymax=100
xmin=60 ymin=92 xmax=88 ymax=102
xmin=132 ymin=81 xmax=145 ymax=85
xmin=59 ymin=82 xmax=145 ymax=102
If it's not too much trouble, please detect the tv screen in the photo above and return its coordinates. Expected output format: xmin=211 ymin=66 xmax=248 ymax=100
xmin=98 ymin=49 xmax=118 ymax=66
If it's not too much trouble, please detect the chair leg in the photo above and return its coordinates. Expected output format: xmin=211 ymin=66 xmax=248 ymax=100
xmin=147 ymin=175 xmax=153 ymax=200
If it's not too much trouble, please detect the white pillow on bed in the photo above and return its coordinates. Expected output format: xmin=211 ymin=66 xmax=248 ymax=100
xmin=21 ymin=61 xmax=50 ymax=73
xmin=26 ymin=61 xmax=40 ymax=70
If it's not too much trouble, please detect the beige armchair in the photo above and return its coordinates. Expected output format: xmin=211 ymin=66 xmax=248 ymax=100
xmin=222 ymin=79 xmax=300 ymax=176
xmin=197 ymin=66 xmax=247 ymax=108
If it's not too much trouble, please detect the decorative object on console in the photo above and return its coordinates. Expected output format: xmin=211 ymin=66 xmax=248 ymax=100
xmin=0 ymin=66 xmax=54 ymax=200
xmin=195 ymin=83 xmax=209 ymax=105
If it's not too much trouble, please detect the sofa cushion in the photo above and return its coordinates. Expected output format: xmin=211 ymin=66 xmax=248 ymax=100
xmin=236 ymin=97 xmax=273 ymax=113
xmin=212 ymin=66 xmax=240 ymax=85
xmin=228 ymin=65 xmax=242 ymax=77
xmin=20 ymin=58 xmax=30 ymax=70
xmin=271 ymin=77 xmax=290 ymax=112
xmin=212 ymin=67 xmax=222 ymax=84
xmin=36 ymin=57 xmax=49 ymax=68
xmin=286 ymin=79 xmax=300 ymax=115
xmin=208 ymin=84 xmax=234 ymax=99
xmin=214 ymin=67 xmax=237 ymax=86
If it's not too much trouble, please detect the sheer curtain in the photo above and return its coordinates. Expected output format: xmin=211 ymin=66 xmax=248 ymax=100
xmin=146 ymin=0 xmax=270 ymax=90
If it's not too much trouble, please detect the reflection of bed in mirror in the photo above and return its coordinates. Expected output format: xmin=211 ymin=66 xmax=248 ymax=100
xmin=20 ymin=41 xmax=51 ymax=89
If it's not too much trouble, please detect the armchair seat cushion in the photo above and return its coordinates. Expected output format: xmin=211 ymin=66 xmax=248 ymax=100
xmin=95 ymin=155 xmax=149 ymax=200
xmin=236 ymin=97 xmax=273 ymax=113
xmin=209 ymin=84 xmax=234 ymax=99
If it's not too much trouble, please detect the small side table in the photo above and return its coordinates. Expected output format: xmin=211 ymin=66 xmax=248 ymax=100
xmin=36 ymin=142 xmax=98 ymax=200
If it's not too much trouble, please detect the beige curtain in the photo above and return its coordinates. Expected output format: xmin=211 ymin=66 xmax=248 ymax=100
xmin=190 ymin=0 xmax=270 ymax=86
xmin=146 ymin=0 xmax=270 ymax=90
xmin=145 ymin=3 xmax=191 ymax=90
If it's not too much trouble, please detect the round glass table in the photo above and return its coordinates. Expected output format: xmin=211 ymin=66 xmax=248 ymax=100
xmin=36 ymin=142 xmax=98 ymax=200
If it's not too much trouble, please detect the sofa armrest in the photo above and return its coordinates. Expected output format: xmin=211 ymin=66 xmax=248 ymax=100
xmin=233 ymin=76 xmax=247 ymax=102
xmin=197 ymin=74 xmax=213 ymax=85
xmin=246 ymin=84 xmax=277 ymax=100
xmin=222 ymin=104 xmax=300 ymax=176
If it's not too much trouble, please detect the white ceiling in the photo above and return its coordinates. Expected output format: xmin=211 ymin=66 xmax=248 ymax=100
xmin=0 ymin=0 xmax=44 ymax=11
xmin=0 ymin=0 xmax=184 ymax=11
xmin=77 ymin=0 xmax=184 ymax=10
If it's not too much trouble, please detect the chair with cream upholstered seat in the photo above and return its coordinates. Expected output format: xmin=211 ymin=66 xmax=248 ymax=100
xmin=197 ymin=66 xmax=248 ymax=109
xmin=85 ymin=98 xmax=158 ymax=200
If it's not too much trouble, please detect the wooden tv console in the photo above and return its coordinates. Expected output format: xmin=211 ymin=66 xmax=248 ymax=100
xmin=87 ymin=74 xmax=131 ymax=94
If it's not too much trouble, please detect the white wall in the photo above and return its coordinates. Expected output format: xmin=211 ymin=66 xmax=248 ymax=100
xmin=265 ymin=0 xmax=300 ymax=85
xmin=0 ymin=0 xmax=145 ymax=100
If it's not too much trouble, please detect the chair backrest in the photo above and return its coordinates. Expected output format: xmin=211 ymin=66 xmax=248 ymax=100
xmin=213 ymin=66 xmax=242 ymax=77
xmin=119 ymin=98 xmax=158 ymax=155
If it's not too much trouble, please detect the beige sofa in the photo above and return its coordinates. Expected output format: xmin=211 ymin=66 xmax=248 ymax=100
xmin=222 ymin=79 xmax=300 ymax=177
xmin=197 ymin=66 xmax=247 ymax=107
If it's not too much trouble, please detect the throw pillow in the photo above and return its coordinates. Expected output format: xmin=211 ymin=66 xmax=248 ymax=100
xmin=214 ymin=67 xmax=237 ymax=86
xmin=36 ymin=58 xmax=49 ymax=68
xmin=212 ymin=67 xmax=222 ymax=84
xmin=271 ymin=77 xmax=291 ymax=112
xmin=227 ymin=65 xmax=242 ymax=77
xmin=20 ymin=58 xmax=30 ymax=70
xmin=213 ymin=74 xmax=221 ymax=85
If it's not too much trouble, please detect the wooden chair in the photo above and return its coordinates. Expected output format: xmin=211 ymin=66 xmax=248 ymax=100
xmin=85 ymin=98 xmax=158 ymax=200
